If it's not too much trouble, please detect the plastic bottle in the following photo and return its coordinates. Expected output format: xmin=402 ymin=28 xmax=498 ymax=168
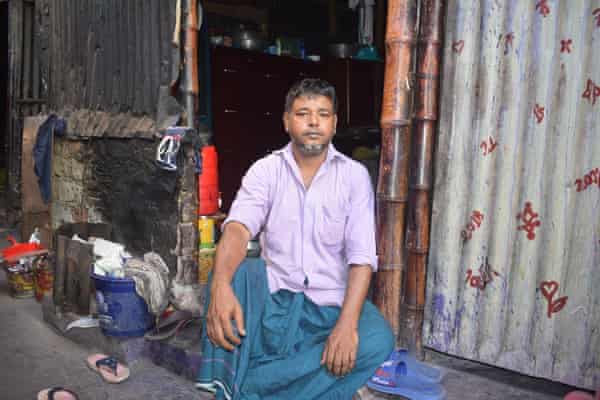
xmin=198 ymin=145 xmax=220 ymax=215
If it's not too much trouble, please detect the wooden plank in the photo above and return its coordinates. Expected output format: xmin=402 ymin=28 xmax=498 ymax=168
xmin=65 ymin=240 xmax=78 ymax=311
xmin=75 ymin=240 xmax=93 ymax=314
xmin=53 ymin=235 xmax=67 ymax=307
xmin=21 ymin=116 xmax=49 ymax=213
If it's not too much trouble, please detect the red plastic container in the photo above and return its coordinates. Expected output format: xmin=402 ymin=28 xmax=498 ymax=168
xmin=198 ymin=145 xmax=219 ymax=216
xmin=1 ymin=236 xmax=42 ymax=261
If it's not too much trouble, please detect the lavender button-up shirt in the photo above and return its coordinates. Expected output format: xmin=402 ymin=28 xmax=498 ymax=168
xmin=224 ymin=143 xmax=377 ymax=307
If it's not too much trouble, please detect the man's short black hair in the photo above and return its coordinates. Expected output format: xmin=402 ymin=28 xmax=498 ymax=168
xmin=284 ymin=78 xmax=338 ymax=113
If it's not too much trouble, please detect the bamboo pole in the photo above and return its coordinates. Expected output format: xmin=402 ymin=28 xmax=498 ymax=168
xmin=402 ymin=0 xmax=443 ymax=356
xmin=184 ymin=0 xmax=199 ymax=130
xmin=373 ymin=0 xmax=418 ymax=342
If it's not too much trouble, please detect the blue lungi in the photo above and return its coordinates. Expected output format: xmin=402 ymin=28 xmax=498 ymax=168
xmin=196 ymin=258 xmax=394 ymax=400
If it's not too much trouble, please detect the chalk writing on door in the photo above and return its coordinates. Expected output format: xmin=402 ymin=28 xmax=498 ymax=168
xmin=536 ymin=0 xmax=550 ymax=17
xmin=461 ymin=210 xmax=484 ymax=241
xmin=593 ymin=8 xmax=600 ymax=27
xmin=534 ymin=103 xmax=545 ymax=123
xmin=517 ymin=202 xmax=541 ymax=240
xmin=452 ymin=40 xmax=464 ymax=54
xmin=466 ymin=257 xmax=500 ymax=291
xmin=582 ymin=79 xmax=600 ymax=105
xmin=575 ymin=168 xmax=600 ymax=192
xmin=540 ymin=281 xmax=568 ymax=318
xmin=504 ymin=32 xmax=514 ymax=55
xmin=480 ymin=136 xmax=498 ymax=156
xmin=560 ymin=39 xmax=572 ymax=53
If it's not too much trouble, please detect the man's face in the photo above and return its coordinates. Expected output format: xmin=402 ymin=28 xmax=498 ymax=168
xmin=283 ymin=94 xmax=337 ymax=157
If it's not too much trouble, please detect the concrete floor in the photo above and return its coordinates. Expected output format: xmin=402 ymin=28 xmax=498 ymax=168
xmin=0 ymin=222 xmax=587 ymax=400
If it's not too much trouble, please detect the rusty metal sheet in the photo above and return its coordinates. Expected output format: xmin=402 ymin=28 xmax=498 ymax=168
xmin=424 ymin=0 xmax=600 ymax=390
xmin=46 ymin=0 xmax=172 ymax=115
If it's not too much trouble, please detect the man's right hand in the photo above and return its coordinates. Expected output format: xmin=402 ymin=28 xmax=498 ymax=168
xmin=206 ymin=281 xmax=246 ymax=351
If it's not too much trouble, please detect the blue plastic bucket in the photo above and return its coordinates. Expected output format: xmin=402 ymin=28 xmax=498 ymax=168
xmin=91 ymin=273 xmax=154 ymax=337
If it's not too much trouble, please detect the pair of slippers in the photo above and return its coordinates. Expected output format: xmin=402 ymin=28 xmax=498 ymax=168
xmin=367 ymin=349 xmax=447 ymax=400
xmin=37 ymin=353 xmax=130 ymax=399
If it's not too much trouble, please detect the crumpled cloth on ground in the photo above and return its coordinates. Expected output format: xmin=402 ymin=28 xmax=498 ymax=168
xmin=85 ymin=237 xmax=127 ymax=278
xmin=124 ymin=252 xmax=170 ymax=316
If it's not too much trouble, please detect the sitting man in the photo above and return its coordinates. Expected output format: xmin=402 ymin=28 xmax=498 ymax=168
xmin=197 ymin=78 xmax=394 ymax=400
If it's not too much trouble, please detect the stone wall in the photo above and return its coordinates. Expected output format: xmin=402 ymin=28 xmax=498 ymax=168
xmin=52 ymin=136 xmax=196 ymax=277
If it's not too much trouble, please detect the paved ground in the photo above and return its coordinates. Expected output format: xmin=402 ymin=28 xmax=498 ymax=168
xmin=0 ymin=217 xmax=588 ymax=400
xmin=0 ymin=231 xmax=212 ymax=400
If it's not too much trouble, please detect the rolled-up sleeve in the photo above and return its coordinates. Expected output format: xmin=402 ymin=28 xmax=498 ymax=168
xmin=344 ymin=164 xmax=378 ymax=271
xmin=223 ymin=159 xmax=271 ymax=238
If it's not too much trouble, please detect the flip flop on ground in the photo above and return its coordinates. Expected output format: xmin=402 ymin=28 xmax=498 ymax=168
xmin=37 ymin=387 xmax=79 ymax=400
xmin=144 ymin=309 xmax=196 ymax=341
xmin=389 ymin=348 xmax=446 ymax=384
xmin=564 ymin=390 xmax=599 ymax=400
xmin=367 ymin=356 xmax=446 ymax=400
xmin=86 ymin=353 xmax=130 ymax=383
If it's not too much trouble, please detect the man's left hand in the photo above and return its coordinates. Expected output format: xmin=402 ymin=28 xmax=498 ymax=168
xmin=321 ymin=321 xmax=359 ymax=377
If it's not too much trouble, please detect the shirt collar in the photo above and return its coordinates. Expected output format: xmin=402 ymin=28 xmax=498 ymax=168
xmin=274 ymin=142 xmax=346 ymax=167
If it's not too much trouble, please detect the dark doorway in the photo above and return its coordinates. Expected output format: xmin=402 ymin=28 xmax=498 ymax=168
xmin=0 ymin=2 xmax=8 ymax=196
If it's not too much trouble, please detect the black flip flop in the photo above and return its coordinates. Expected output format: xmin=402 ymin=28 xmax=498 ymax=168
xmin=144 ymin=310 xmax=196 ymax=341
xmin=37 ymin=387 xmax=79 ymax=400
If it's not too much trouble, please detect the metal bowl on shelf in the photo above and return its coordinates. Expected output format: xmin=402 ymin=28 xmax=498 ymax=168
xmin=232 ymin=30 xmax=268 ymax=52
xmin=328 ymin=43 xmax=356 ymax=59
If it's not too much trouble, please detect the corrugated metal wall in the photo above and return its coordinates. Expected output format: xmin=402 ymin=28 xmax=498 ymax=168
xmin=46 ymin=0 xmax=175 ymax=115
xmin=424 ymin=0 xmax=600 ymax=390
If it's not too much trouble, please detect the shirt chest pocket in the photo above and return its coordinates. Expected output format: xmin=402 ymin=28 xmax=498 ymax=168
xmin=318 ymin=205 xmax=348 ymax=247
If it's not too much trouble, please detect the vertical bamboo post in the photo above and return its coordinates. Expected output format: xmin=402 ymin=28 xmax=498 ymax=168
xmin=402 ymin=0 xmax=443 ymax=356
xmin=373 ymin=0 xmax=418 ymax=342
xmin=184 ymin=0 xmax=199 ymax=130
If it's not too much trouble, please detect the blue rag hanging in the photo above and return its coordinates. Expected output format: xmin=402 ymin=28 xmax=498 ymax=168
xmin=33 ymin=114 xmax=66 ymax=203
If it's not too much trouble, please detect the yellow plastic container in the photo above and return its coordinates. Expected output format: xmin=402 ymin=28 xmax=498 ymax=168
xmin=198 ymin=217 xmax=216 ymax=249
xmin=198 ymin=247 xmax=216 ymax=284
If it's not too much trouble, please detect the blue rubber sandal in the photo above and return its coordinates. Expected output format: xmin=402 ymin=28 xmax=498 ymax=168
xmin=367 ymin=358 xmax=446 ymax=400
xmin=390 ymin=349 xmax=446 ymax=384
